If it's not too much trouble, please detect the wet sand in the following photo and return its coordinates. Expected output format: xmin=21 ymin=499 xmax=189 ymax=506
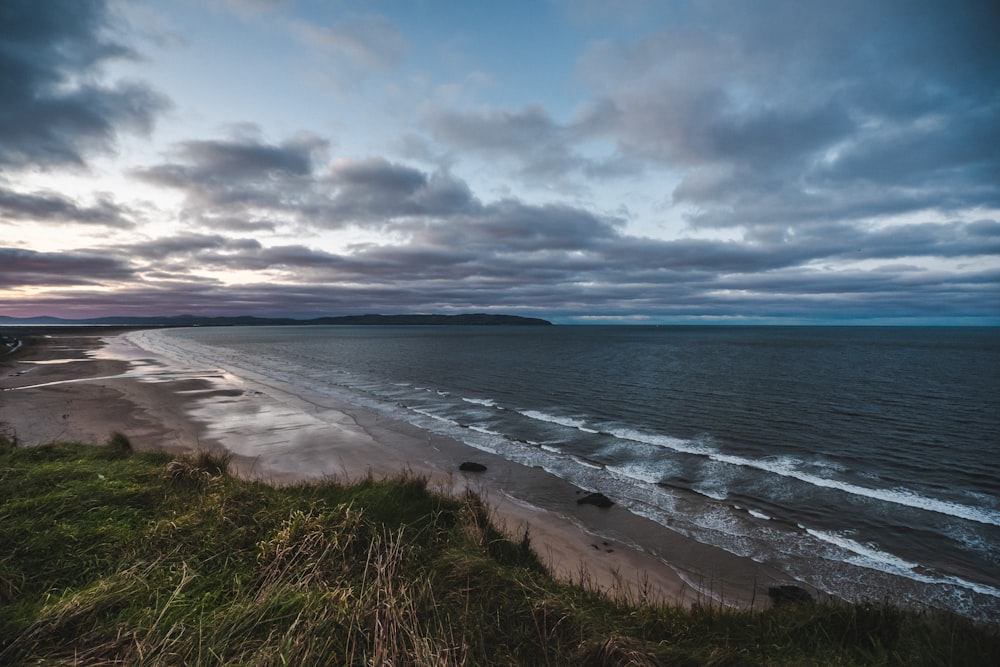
xmin=1 ymin=329 xmax=785 ymax=607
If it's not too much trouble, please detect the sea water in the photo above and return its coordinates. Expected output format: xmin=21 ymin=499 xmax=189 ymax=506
xmin=131 ymin=325 xmax=1000 ymax=620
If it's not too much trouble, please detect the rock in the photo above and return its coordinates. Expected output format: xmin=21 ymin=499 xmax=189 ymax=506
xmin=459 ymin=461 xmax=487 ymax=472
xmin=577 ymin=492 xmax=614 ymax=508
xmin=768 ymin=585 xmax=814 ymax=607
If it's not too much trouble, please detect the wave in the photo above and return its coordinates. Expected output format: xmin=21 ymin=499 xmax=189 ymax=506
xmin=751 ymin=456 xmax=1000 ymax=528
xmin=572 ymin=455 xmax=604 ymax=470
xmin=305 ymin=357 xmax=1000 ymax=537
xmin=806 ymin=527 xmax=918 ymax=572
xmin=606 ymin=461 xmax=666 ymax=485
xmin=609 ymin=426 xmax=1000 ymax=527
xmin=360 ymin=380 xmax=1000 ymax=608
xmin=806 ymin=528 xmax=1000 ymax=599
xmin=519 ymin=409 xmax=593 ymax=432
xmin=462 ymin=397 xmax=497 ymax=407
xmin=408 ymin=407 xmax=453 ymax=424
xmin=692 ymin=485 xmax=728 ymax=501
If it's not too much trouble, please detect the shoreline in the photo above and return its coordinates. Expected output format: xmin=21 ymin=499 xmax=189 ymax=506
xmin=1 ymin=329 xmax=786 ymax=608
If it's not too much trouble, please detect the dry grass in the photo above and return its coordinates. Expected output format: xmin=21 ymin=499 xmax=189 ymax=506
xmin=2 ymin=438 xmax=998 ymax=666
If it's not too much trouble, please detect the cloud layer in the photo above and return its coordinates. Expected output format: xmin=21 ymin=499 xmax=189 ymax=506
xmin=1 ymin=0 xmax=998 ymax=323
xmin=0 ymin=0 xmax=166 ymax=170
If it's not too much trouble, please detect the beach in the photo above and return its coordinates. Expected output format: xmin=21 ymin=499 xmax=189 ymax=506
xmin=1 ymin=329 xmax=785 ymax=608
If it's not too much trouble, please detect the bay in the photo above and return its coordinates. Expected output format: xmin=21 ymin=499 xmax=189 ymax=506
xmin=139 ymin=325 xmax=1000 ymax=620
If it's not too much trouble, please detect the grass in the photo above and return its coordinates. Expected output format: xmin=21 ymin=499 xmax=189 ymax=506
xmin=1 ymin=436 xmax=998 ymax=665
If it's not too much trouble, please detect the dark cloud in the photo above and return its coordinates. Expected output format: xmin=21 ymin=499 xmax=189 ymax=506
xmin=423 ymin=104 xmax=641 ymax=184
xmin=570 ymin=0 xmax=1000 ymax=230
xmin=12 ymin=106 xmax=995 ymax=324
xmin=75 ymin=140 xmax=999 ymax=321
xmin=421 ymin=0 xmax=998 ymax=219
xmin=121 ymin=234 xmax=263 ymax=261
xmin=0 ymin=188 xmax=135 ymax=228
xmin=13 ymin=254 xmax=997 ymax=322
xmin=0 ymin=247 xmax=133 ymax=287
xmin=131 ymin=133 xmax=328 ymax=229
xmin=334 ymin=157 xmax=426 ymax=192
xmin=172 ymin=137 xmax=316 ymax=179
xmin=134 ymin=137 xmax=478 ymax=230
xmin=323 ymin=158 xmax=478 ymax=221
xmin=852 ymin=221 xmax=1000 ymax=260
xmin=0 ymin=0 xmax=168 ymax=169
xmin=134 ymin=133 xmax=325 ymax=200
xmin=409 ymin=200 xmax=622 ymax=253
xmin=426 ymin=105 xmax=559 ymax=154
xmin=65 ymin=212 xmax=992 ymax=323
xmin=5 ymin=2 xmax=995 ymax=323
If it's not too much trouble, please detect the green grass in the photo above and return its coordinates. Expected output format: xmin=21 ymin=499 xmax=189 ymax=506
xmin=1 ymin=436 xmax=997 ymax=665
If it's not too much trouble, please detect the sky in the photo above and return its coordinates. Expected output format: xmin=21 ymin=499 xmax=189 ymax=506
xmin=1 ymin=0 xmax=999 ymax=324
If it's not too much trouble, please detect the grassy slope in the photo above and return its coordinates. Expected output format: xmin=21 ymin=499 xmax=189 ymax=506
xmin=0 ymin=438 xmax=997 ymax=666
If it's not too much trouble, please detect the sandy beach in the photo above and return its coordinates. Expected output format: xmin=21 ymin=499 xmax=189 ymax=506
xmin=1 ymin=329 xmax=784 ymax=608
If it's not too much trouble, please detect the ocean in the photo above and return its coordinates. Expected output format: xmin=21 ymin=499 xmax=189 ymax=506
xmin=132 ymin=325 xmax=1000 ymax=620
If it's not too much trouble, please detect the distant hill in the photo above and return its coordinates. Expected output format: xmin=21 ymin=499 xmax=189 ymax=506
xmin=308 ymin=314 xmax=551 ymax=326
xmin=0 ymin=313 xmax=552 ymax=327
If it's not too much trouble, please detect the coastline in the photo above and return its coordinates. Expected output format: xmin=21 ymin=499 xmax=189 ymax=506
xmin=1 ymin=329 xmax=786 ymax=608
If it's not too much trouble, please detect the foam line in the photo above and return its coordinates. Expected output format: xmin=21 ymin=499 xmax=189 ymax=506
xmin=610 ymin=427 xmax=1000 ymax=527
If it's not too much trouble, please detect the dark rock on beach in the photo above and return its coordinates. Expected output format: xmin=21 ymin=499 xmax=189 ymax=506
xmin=459 ymin=462 xmax=488 ymax=472
xmin=768 ymin=585 xmax=814 ymax=607
xmin=577 ymin=492 xmax=614 ymax=508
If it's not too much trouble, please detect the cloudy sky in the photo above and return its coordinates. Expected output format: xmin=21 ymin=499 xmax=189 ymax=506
xmin=2 ymin=0 xmax=998 ymax=324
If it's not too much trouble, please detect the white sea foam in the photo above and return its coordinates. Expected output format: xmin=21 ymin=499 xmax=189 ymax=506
xmin=610 ymin=426 xmax=1000 ymax=527
xmin=608 ymin=426 xmax=714 ymax=456
xmin=806 ymin=529 xmax=1000 ymax=599
xmin=572 ymin=455 xmax=604 ymax=470
xmin=692 ymin=486 xmax=728 ymax=501
xmin=807 ymin=528 xmax=919 ymax=572
xmin=520 ymin=409 xmax=590 ymax=431
xmin=605 ymin=462 xmax=663 ymax=484
xmin=759 ymin=459 xmax=1000 ymax=528
xmin=462 ymin=397 xmax=497 ymax=407
xmin=409 ymin=407 xmax=452 ymax=424
xmin=748 ymin=509 xmax=771 ymax=520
